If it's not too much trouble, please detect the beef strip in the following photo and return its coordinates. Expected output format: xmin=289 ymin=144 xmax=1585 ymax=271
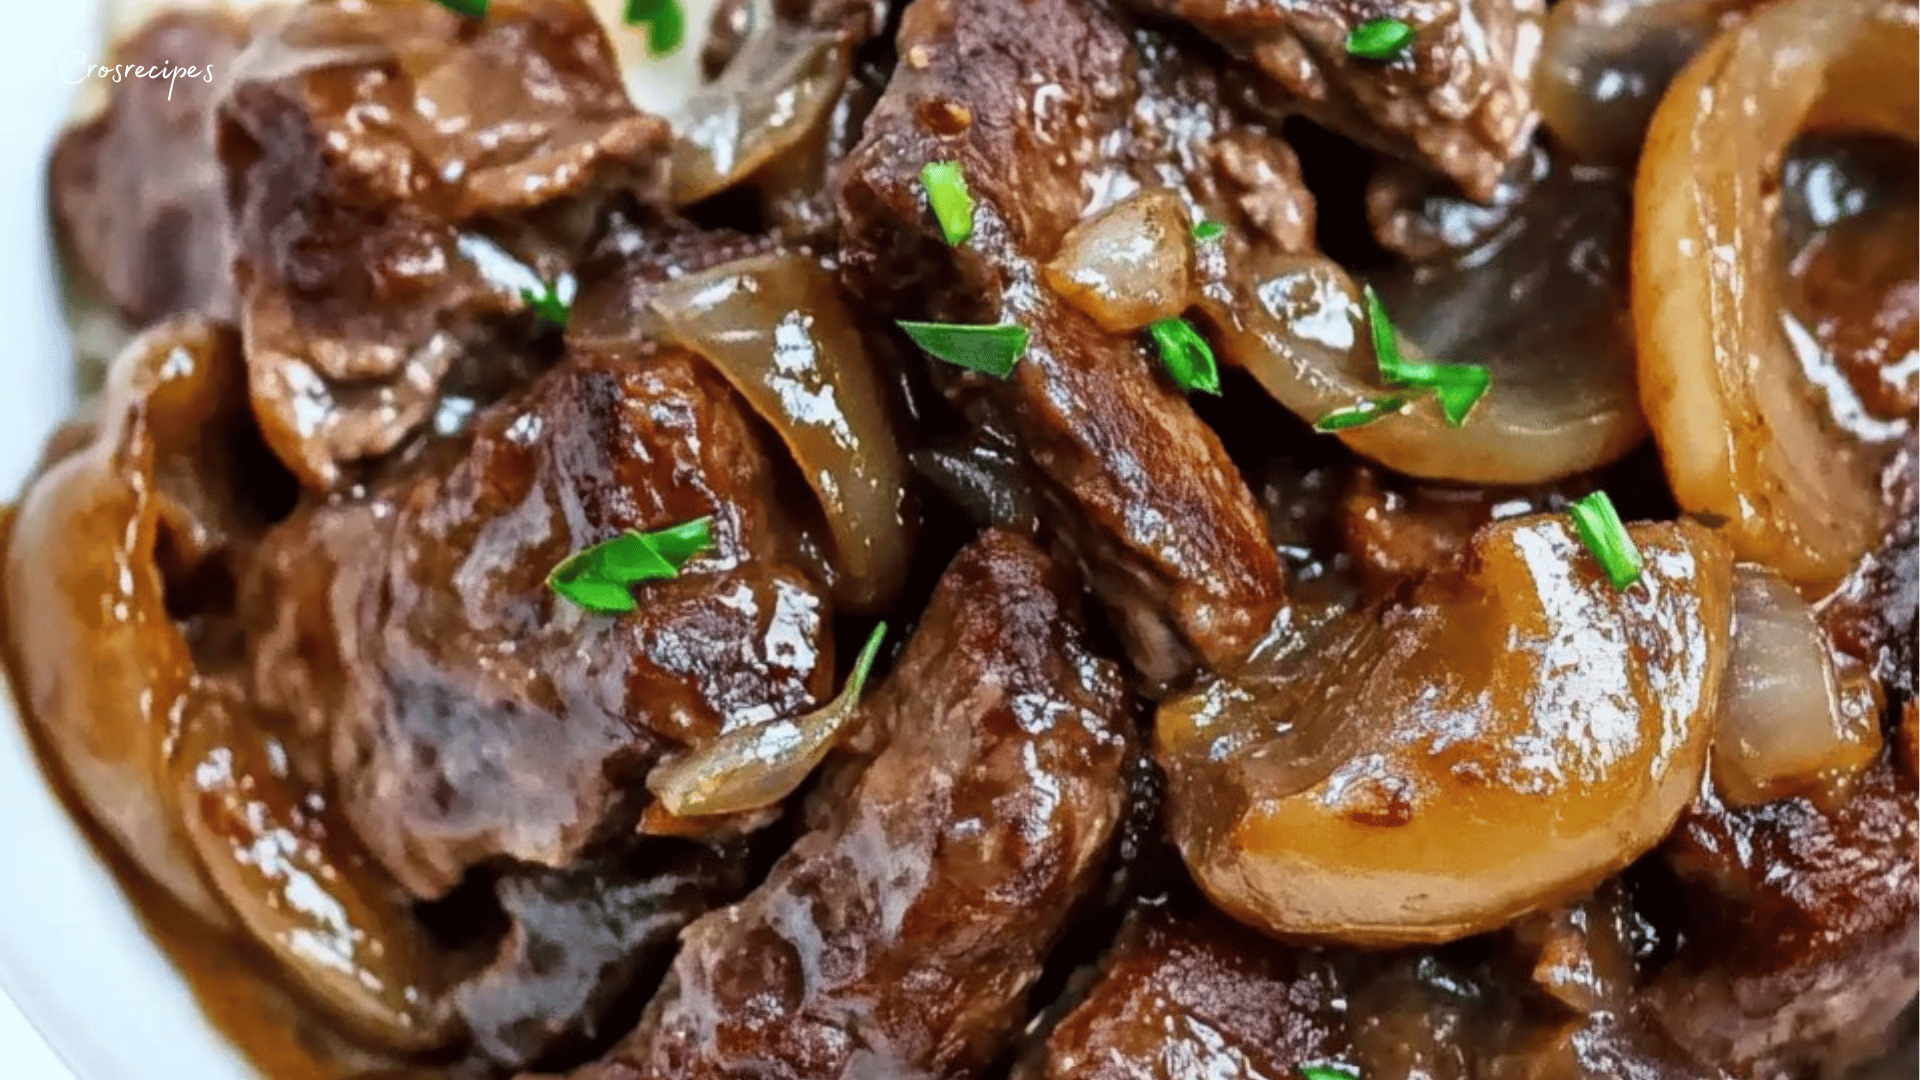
xmin=563 ymin=531 xmax=1133 ymax=1080
xmin=453 ymin=841 xmax=750 ymax=1071
xmin=838 ymin=0 xmax=1311 ymax=686
xmin=219 ymin=0 xmax=668 ymax=489
xmin=1027 ymin=900 xmax=1717 ymax=1080
xmin=1129 ymin=0 xmax=1544 ymax=202
xmin=1026 ymin=907 xmax=1351 ymax=1080
xmin=242 ymin=348 xmax=830 ymax=898
xmin=1650 ymin=760 xmax=1919 ymax=1078
xmin=49 ymin=11 xmax=249 ymax=329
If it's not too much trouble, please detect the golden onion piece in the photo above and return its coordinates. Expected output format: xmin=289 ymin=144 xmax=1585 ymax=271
xmin=651 ymin=252 xmax=914 ymax=613
xmin=667 ymin=28 xmax=851 ymax=207
xmin=1044 ymin=189 xmax=1195 ymax=333
xmin=1713 ymin=563 xmax=1884 ymax=809
xmin=1633 ymin=0 xmax=1918 ymax=592
xmin=1157 ymin=515 xmax=1733 ymax=947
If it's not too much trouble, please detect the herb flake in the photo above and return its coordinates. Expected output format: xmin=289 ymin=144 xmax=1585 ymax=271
xmin=898 ymin=321 xmax=1028 ymax=378
xmin=1362 ymin=286 xmax=1491 ymax=427
xmin=522 ymin=278 xmax=572 ymax=329
xmin=1346 ymin=17 xmax=1414 ymax=60
xmin=548 ymin=517 xmax=715 ymax=614
xmin=625 ymin=0 xmax=687 ymax=57
xmin=429 ymin=0 xmax=489 ymax=16
xmin=1315 ymin=395 xmax=1409 ymax=431
xmin=1148 ymin=317 xmax=1221 ymax=395
xmin=920 ymin=161 xmax=975 ymax=247
xmin=1299 ymin=1067 xmax=1361 ymax=1080
xmin=1568 ymin=491 xmax=1644 ymax=591
xmin=1192 ymin=219 xmax=1227 ymax=242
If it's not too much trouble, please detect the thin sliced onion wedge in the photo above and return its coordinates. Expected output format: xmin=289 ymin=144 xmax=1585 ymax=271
xmin=1713 ymin=563 xmax=1883 ymax=808
xmin=1044 ymin=189 xmax=1194 ymax=333
xmin=648 ymin=623 xmax=888 ymax=817
xmin=666 ymin=28 xmax=850 ymax=206
xmin=651 ymin=252 xmax=913 ymax=613
xmin=1198 ymin=231 xmax=1640 ymax=485
xmin=1633 ymin=0 xmax=1918 ymax=591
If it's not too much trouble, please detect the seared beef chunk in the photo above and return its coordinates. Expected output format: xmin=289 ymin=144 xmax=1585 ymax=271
xmin=1028 ymin=903 xmax=1718 ymax=1080
xmin=49 ymin=11 xmax=247 ymax=327
xmin=1029 ymin=908 xmax=1351 ymax=1079
xmin=1129 ymin=0 xmax=1543 ymax=201
xmin=568 ymin=532 xmax=1132 ymax=1080
xmin=1821 ymin=442 xmax=1918 ymax=708
xmin=1650 ymin=761 xmax=1919 ymax=1078
xmin=244 ymin=349 xmax=830 ymax=898
xmin=838 ymin=0 xmax=1314 ymax=685
xmin=220 ymin=0 xmax=667 ymax=488
xmin=454 ymin=843 xmax=749 ymax=1070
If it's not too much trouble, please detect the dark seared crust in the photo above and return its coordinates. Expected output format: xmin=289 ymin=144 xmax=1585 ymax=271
xmin=220 ymin=0 xmax=668 ymax=489
xmin=837 ymin=0 xmax=1305 ymax=684
xmin=49 ymin=11 xmax=249 ymax=326
xmin=243 ymin=351 xmax=830 ymax=898
xmin=1652 ymin=761 xmax=1919 ymax=1078
xmin=574 ymin=532 xmax=1133 ymax=1079
xmin=1126 ymin=0 xmax=1543 ymax=201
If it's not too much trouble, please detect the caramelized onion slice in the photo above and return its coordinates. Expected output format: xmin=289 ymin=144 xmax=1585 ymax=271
xmin=172 ymin=692 xmax=458 ymax=1052
xmin=648 ymin=623 xmax=885 ymax=817
xmin=1199 ymin=174 xmax=1643 ymax=487
xmin=651 ymin=253 xmax=913 ymax=612
xmin=666 ymin=28 xmax=850 ymax=206
xmin=1713 ymin=563 xmax=1883 ymax=808
xmin=2 ymin=319 xmax=243 ymax=928
xmin=1157 ymin=516 xmax=1734 ymax=947
xmin=1044 ymin=189 xmax=1194 ymax=333
xmin=1634 ymin=0 xmax=1918 ymax=591
xmin=1537 ymin=0 xmax=1763 ymax=166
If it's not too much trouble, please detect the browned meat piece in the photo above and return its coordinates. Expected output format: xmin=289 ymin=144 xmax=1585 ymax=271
xmin=453 ymin=842 xmax=749 ymax=1070
xmin=243 ymin=349 xmax=830 ymax=898
xmin=1029 ymin=908 xmax=1351 ymax=1079
xmin=1027 ymin=902 xmax=1717 ymax=1080
xmin=1650 ymin=761 xmax=1919 ymax=1079
xmin=1131 ymin=0 xmax=1543 ymax=201
xmin=838 ymin=0 xmax=1308 ymax=685
xmin=565 ymin=532 xmax=1133 ymax=1080
xmin=49 ymin=11 xmax=247 ymax=327
xmin=220 ymin=0 xmax=667 ymax=488
xmin=1821 ymin=440 xmax=1917 ymax=705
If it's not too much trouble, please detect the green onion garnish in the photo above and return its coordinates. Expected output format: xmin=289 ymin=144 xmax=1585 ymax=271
xmin=1362 ymin=286 xmax=1490 ymax=427
xmin=920 ymin=161 xmax=974 ymax=247
xmin=429 ymin=0 xmax=489 ymax=15
xmin=898 ymin=321 xmax=1027 ymax=378
xmin=522 ymin=279 xmax=572 ymax=329
xmin=1568 ymin=492 xmax=1644 ymax=591
xmin=1314 ymin=395 xmax=1409 ymax=431
xmin=1192 ymin=219 xmax=1226 ymax=242
xmin=549 ymin=516 xmax=715 ymax=614
xmin=1346 ymin=17 xmax=1414 ymax=60
xmin=625 ymin=0 xmax=686 ymax=57
xmin=1148 ymin=317 xmax=1221 ymax=395
xmin=1300 ymin=1066 xmax=1360 ymax=1080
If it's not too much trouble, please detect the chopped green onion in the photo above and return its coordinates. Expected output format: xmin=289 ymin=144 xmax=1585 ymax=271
xmin=429 ymin=0 xmax=489 ymax=16
xmin=898 ymin=321 xmax=1028 ymax=378
xmin=920 ymin=161 xmax=975 ymax=247
xmin=1346 ymin=17 xmax=1414 ymax=60
xmin=1361 ymin=286 xmax=1491 ymax=427
xmin=841 ymin=621 xmax=889 ymax=701
xmin=548 ymin=517 xmax=715 ymax=613
xmin=625 ymin=0 xmax=686 ymax=57
xmin=1192 ymin=219 xmax=1226 ymax=242
xmin=1568 ymin=491 xmax=1644 ymax=591
xmin=1299 ymin=1067 xmax=1359 ymax=1080
xmin=1315 ymin=395 xmax=1409 ymax=431
xmin=522 ymin=279 xmax=572 ymax=329
xmin=1148 ymin=317 xmax=1221 ymax=395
